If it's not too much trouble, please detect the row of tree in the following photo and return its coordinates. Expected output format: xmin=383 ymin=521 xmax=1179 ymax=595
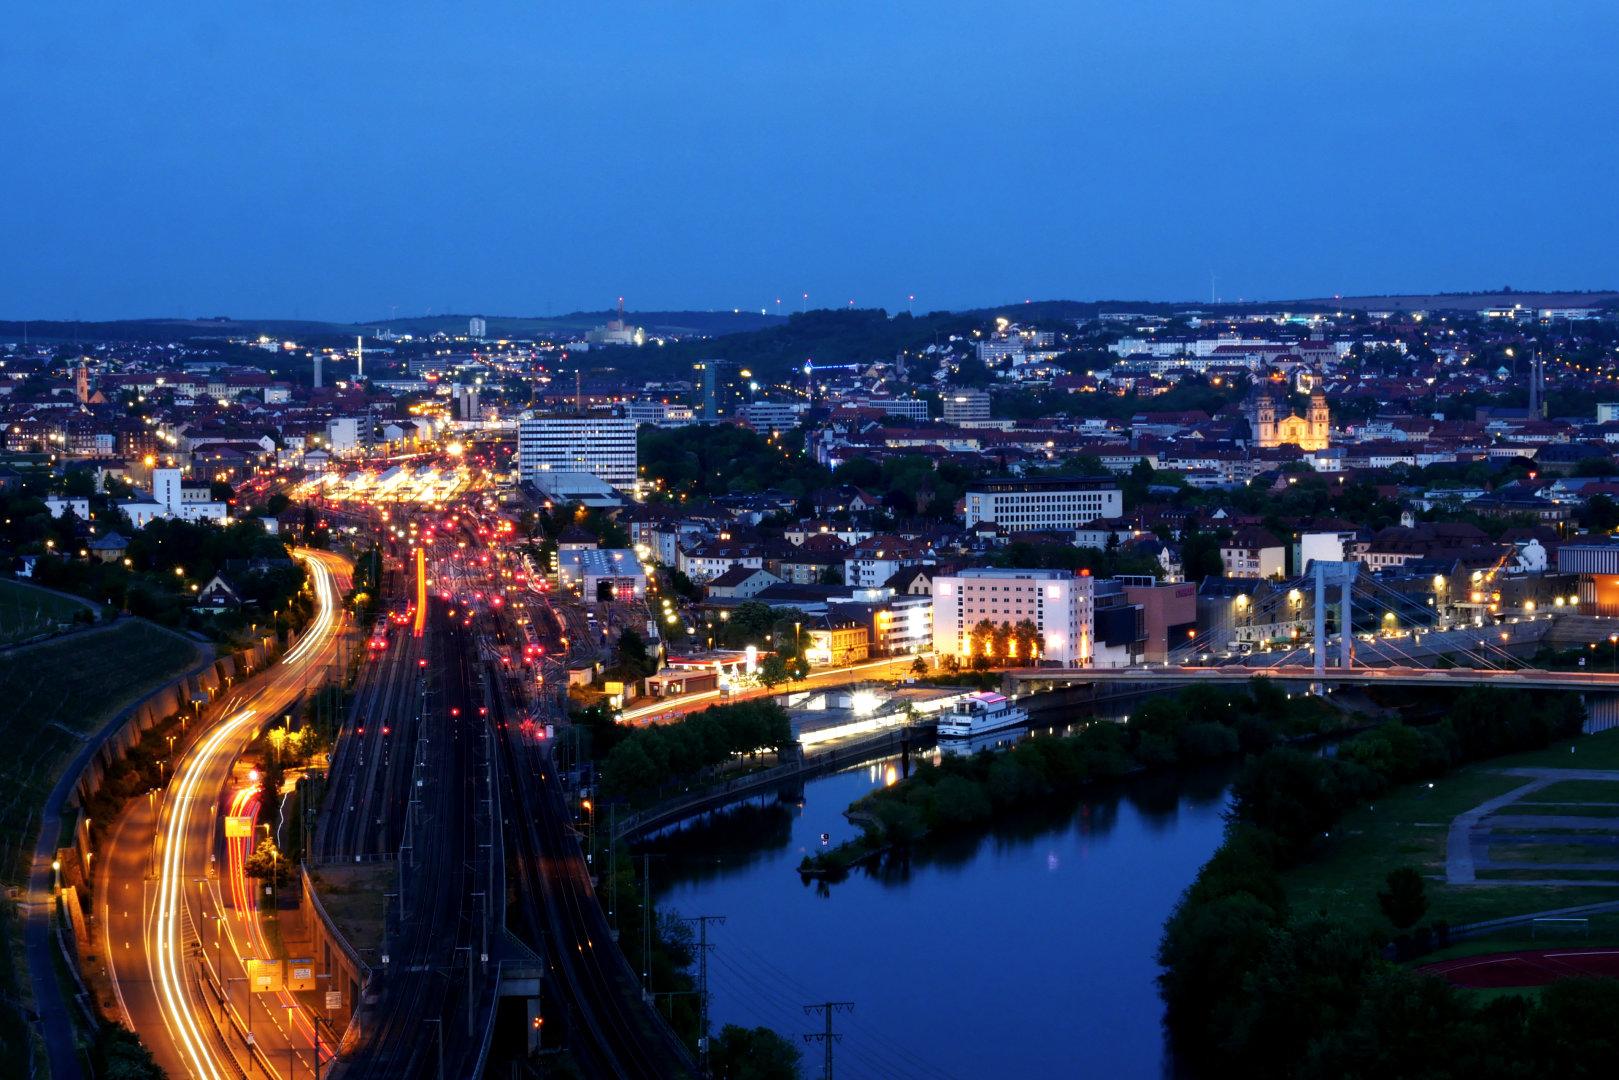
xmin=1158 ymin=688 xmax=1593 ymax=1077
xmin=805 ymin=679 xmax=1338 ymax=878
xmin=599 ymin=700 xmax=795 ymax=801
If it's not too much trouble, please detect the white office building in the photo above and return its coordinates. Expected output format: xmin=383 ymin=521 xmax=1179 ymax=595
xmin=942 ymin=389 xmax=991 ymax=424
xmin=963 ymin=476 xmax=1123 ymax=533
xmin=932 ymin=568 xmax=1094 ymax=666
xmin=518 ymin=416 xmax=638 ymax=490
xmin=326 ymin=417 xmax=363 ymax=455
xmin=859 ymin=398 xmax=930 ymax=422
xmin=736 ymin=400 xmax=806 ymax=431
xmin=469 ymin=316 xmax=487 ymax=338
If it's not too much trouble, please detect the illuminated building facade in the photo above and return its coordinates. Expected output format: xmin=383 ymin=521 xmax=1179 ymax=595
xmin=931 ymin=568 xmax=1094 ymax=666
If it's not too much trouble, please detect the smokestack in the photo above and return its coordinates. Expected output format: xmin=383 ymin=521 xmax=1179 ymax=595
xmin=313 ymin=353 xmax=323 ymax=389
xmin=356 ymin=335 xmax=364 ymax=380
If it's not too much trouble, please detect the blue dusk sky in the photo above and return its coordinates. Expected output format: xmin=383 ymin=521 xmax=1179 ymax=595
xmin=2 ymin=1 xmax=1615 ymax=321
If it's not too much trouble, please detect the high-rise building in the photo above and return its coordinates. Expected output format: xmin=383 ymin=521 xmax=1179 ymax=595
xmin=932 ymin=568 xmax=1094 ymax=666
xmin=518 ymin=416 xmax=638 ymax=490
xmin=469 ymin=316 xmax=487 ymax=338
xmin=695 ymin=360 xmax=748 ymax=421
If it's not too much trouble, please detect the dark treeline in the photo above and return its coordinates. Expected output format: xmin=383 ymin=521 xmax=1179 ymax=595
xmin=599 ymin=700 xmax=794 ymax=801
xmin=803 ymin=679 xmax=1341 ymax=878
xmin=1157 ymin=688 xmax=1610 ymax=1078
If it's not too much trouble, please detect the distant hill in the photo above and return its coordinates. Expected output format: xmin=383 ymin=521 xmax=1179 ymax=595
xmin=0 ymin=309 xmax=784 ymax=345
xmin=1289 ymin=289 xmax=1619 ymax=312
xmin=3 ymin=289 xmax=1614 ymax=351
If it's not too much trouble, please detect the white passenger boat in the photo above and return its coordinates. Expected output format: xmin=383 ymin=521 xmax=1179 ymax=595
xmin=936 ymin=691 xmax=1029 ymax=739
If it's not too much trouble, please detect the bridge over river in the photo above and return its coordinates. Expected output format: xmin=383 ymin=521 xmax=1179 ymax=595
xmin=1005 ymin=664 xmax=1619 ymax=694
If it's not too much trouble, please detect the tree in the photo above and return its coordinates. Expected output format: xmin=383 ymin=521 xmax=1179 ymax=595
xmin=709 ymin=1024 xmax=802 ymax=1080
xmin=909 ymin=655 xmax=928 ymax=676
xmin=758 ymin=653 xmax=789 ymax=689
xmin=1012 ymin=619 xmax=1041 ymax=662
xmin=970 ymin=618 xmax=997 ymax=663
xmin=1377 ymin=867 xmax=1428 ymax=930
xmin=616 ymin=627 xmax=657 ymax=678
xmin=989 ymin=622 xmax=1012 ymax=665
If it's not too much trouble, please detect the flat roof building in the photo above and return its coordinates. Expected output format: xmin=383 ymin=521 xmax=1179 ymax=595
xmin=518 ymin=416 xmax=637 ymax=490
xmin=932 ymin=567 xmax=1094 ymax=667
xmin=963 ymin=476 xmax=1123 ymax=533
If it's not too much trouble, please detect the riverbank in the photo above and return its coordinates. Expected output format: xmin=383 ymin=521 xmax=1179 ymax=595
xmin=1156 ymin=686 xmax=1619 ymax=1077
xmin=800 ymin=678 xmax=1346 ymax=880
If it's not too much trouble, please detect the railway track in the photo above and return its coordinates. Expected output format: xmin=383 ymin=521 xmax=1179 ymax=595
xmin=332 ymin=607 xmax=480 ymax=1079
xmin=491 ymin=669 xmax=696 ymax=1079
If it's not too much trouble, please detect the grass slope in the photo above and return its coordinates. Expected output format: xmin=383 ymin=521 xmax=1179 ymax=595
xmin=0 ymin=620 xmax=202 ymax=884
xmin=1282 ymin=726 xmax=1619 ymax=933
xmin=0 ymin=578 xmax=95 ymax=646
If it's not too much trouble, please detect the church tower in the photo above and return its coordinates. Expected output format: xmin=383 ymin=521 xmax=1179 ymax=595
xmin=1307 ymin=387 xmax=1329 ymax=450
xmin=1255 ymin=393 xmax=1277 ymax=448
xmin=75 ymin=360 xmax=89 ymax=404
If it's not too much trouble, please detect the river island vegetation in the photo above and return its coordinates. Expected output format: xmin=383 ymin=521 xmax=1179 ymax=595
xmin=800 ymin=678 xmax=1341 ymax=879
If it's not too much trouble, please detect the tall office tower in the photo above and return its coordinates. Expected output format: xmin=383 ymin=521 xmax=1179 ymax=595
xmin=517 ymin=416 xmax=638 ymax=490
xmin=694 ymin=359 xmax=747 ymax=421
xmin=469 ymin=316 xmax=487 ymax=338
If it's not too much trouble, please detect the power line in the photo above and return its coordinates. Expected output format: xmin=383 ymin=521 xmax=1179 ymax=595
xmin=719 ymin=935 xmax=963 ymax=1079
xmin=705 ymin=953 xmax=932 ymax=1080
xmin=677 ymin=914 xmax=725 ymax=1072
xmin=804 ymin=1001 xmax=855 ymax=1080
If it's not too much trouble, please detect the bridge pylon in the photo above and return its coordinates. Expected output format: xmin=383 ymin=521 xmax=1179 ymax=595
xmin=1311 ymin=560 xmax=1359 ymax=678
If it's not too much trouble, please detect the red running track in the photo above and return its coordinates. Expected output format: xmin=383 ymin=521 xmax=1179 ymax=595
xmin=1421 ymin=949 xmax=1619 ymax=988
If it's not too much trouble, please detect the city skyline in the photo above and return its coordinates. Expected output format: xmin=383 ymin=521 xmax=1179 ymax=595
xmin=4 ymin=2 xmax=1618 ymax=321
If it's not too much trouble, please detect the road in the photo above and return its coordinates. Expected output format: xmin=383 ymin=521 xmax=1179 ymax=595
xmin=102 ymin=548 xmax=352 ymax=1080
xmin=1007 ymin=663 xmax=1619 ymax=692
xmin=23 ymin=625 xmax=215 ymax=1080
xmin=619 ymin=654 xmax=926 ymax=723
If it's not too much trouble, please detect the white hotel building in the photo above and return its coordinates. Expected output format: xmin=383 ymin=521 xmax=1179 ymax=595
xmin=517 ymin=416 xmax=638 ymax=491
xmin=963 ymin=476 xmax=1123 ymax=533
xmin=932 ymin=568 xmax=1095 ymax=666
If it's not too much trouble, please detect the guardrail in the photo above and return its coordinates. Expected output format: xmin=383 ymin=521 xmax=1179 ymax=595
xmin=612 ymin=723 xmax=934 ymax=843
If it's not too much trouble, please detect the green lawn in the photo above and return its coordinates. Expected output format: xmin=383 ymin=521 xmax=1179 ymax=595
xmin=0 ymin=620 xmax=202 ymax=885
xmin=1505 ymin=803 xmax=1619 ymax=817
xmin=0 ymin=578 xmax=94 ymax=645
xmin=1526 ymin=778 xmax=1619 ymax=802
xmin=1281 ymin=727 xmax=1619 ymax=932
xmin=1486 ymin=842 xmax=1619 ymax=865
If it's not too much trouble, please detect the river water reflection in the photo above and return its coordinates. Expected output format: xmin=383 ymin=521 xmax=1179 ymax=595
xmin=647 ymin=747 xmax=1235 ymax=1079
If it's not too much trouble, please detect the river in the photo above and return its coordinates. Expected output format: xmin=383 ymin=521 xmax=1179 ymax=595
xmin=645 ymin=744 xmax=1235 ymax=1079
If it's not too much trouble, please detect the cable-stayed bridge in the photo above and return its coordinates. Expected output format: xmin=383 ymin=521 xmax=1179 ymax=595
xmin=1007 ymin=561 xmax=1619 ymax=695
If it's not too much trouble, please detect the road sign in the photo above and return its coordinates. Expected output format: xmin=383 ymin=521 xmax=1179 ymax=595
xmin=245 ymin=957 xmax=284 ymax=993
xmin=224 ymin=815 xmax=254 ymax=839
xmin=325 ymin=990 xmax=342 ymax=1011
xmin=288 ymin=959 xmax=316 ymax=991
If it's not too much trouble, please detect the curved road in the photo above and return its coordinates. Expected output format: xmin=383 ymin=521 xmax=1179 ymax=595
xmin=103 ymin=548 xmax=352 ymax=1080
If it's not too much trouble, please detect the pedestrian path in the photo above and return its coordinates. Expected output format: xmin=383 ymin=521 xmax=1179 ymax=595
xmin=1447 ymin=768 xmax=1619 ymax=887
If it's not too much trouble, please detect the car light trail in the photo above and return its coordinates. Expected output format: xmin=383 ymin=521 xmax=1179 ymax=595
xmin=146 ymin=550 xmax=343 ymax=1080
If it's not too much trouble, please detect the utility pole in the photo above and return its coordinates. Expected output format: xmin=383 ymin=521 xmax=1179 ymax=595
xmin=680 ymin=915 xmax=726 ymax=1070
xmin=641 ymin=853 xmax=653 ymax=995
xmin=803 ymin=1001 xmax=853 ymax=1080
